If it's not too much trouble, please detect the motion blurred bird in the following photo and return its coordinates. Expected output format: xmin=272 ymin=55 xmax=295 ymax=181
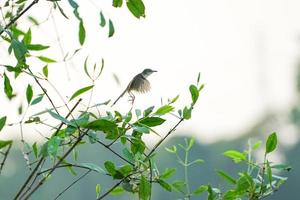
xmin=112 ymin=68 xmax=157 ymax=106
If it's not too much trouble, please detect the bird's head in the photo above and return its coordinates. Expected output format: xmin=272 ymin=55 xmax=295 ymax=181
xmin=141 ymin=68 xmax=157 ymax=77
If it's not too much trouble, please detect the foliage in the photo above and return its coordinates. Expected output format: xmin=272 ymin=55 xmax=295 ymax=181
xmin=165 ymin=134 xmax=289 ymax=200
xmin=0 ymin=0 xmax=289 ymax=200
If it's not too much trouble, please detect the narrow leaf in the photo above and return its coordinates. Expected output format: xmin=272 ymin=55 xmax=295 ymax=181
xmin=266 ymin=132 xmax=277 ymax=154
xmin=0 ymin=116 xmax=7 ymax=132
xmin=42 ymin=65 xmax=48 ymax=78
xmin=99 ymin=11 xmax=106 ymax=27
xmin=79 ymin=20 xmax=86 ymax=45
xmin=108 ymin=19 xmax=114 ymax=37
xmin=4 ymin=73 xmax=14 ymax=100
xmin=113 ymin=0 xmax=123 ymax=7
xmin=126 ymin=0 xmax=145 ymax=19
xmin=69 ymin=85 xmax=94 ymax=101
xmin=154 ymin=105 xmax=174 ymax=116
xmin=27 ymin=44 xmax=49 ymax=51
xmin=137 ymin=117 xmax=165 ymax=127
xmin=217 ymin=170 xmax=236 ymax=184
xmin=37 ymin=56 xmax=56 ymax=63
xmin=26 ymin=84 xmax=33 ymax=104
xmin=139 ymin=175 xmax=150 ymax=200
xmin=189 ymin=84 xmax=199 ymax=104
xmin=0 ymin=140 xmax=12 ymax=149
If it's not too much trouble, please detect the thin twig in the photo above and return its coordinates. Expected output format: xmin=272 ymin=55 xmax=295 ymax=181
xmin=146 ymin=118 xmax=184 ymax=158
xmin=38 ymin=163 xmax=105 ymax=175
xmin=27 ymin=68 xmax=60 ymax=115
xmin=22 ymin=130 xmax=88 ymax=200
xmin=13 ymin=99 xmax=82 ymax=200
xmin=96 ymin=174 xmax=132 ymax=200
xmin=96 ymin=139 xmax=134 ymax=166
xmin=0 ymin=143 xmax=12 ymax=174
xmin=50 ymin=12 xmax=70 ymax=80
xmin=54 ymin=169 xmax=91 ymax=200
xmin=13 ymin=158 xmax=44 ymax=200
xmin=0 ymin=0 xmax=40 ymax=35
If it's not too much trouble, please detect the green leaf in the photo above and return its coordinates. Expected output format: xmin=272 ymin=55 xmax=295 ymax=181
xmin=79 ymin=20 xmax=86 ymax=45
xmin=110 ymin=186 xmax=124 ymax=195
xmin=96 ymin=184 xmax=101 ymax=198
xmin=137 ymin=117 xmax=165 ymax=127
xmin=69 ymin=85 xmax=94 ymax=101
xmin=143 ymin=106 xmax=154 ymax=117
xmin=236 ymin=173 xmax=253 ymax=194
xmin=104 ymin=161 xmax=116 ymax=175
xmin=86 ymin=119 xmax=117 ymax=131
xmin=27 ymin=16 xmax=39 ymax=25
xmin=271 ymin=164 xmax=292 ymax=171
xmin=139 ymin=175 xmax=150 ymax=200
xmin=23 ymin=28 xmax=31 ymax=45
xmin=27 ymin=44 xmax=49 ymax=51
xmin=133 ymin=126 xmax=150 ymax=134
xmin=108 ymin=19 xmax=114 ymax=37
xmin=172 ymin=180 xmax=185 ymax=192
xmin=26 ymin=84 xmax=33 ymax=104
xmin=252 ymin=140 xmax=262 ymax=150
xmin=113 ymin=0 xmax=123 ymax=7
xmin=47 ymin=136 xmax=61 ymax=156
xmin=99 ymin=11 xmax=106 ymax=27
xmin=217 ymin=170 xmax=236 ymax=184
xmin=83 ymin=56 xmax=91 ymax=79
xmin=0 ymin=140 xmax=12 ymax=149
xmin=160 ymin=168 xmax=176 ymax=179
xmin=266 ymin=132 xmax=277 ymax=154
xmin=189 ymin=84 xmax=199 ymax=104
xmin=187 ymin=138 xmax=195 ymax=150
xmin=183 ymin=106 xmax=192 ymax=120
xmin=158 ymin=179 xmax=172 ymax=192
xmin=170 ymin=95 xmax=179 ymax=104
xmin=0 ymin=116 xmax=7 ymax=132
xmin=37 ymin=56 xmax=56 ymax=63
xmin=32 ymin=142 xmax=38 ymax=158
xmin=31 ymin=94 xmax=44 ymax=105
xmin=56 ymin=2 xmax=69 ymax=19
xmin=223 ymin=150 xmax=246 ymax=163
xmin=42 ymin=65 xmax=48 ymax=78
xmin=80 ymin=163 xmax=105 ymax=174
xmin=126 ymin=0 xmax=145 ymax=19
xmin=118 ymin=164 xmax=133 ymax=176
xmin=165 ymin=145 xmax=177 ymax=153
xmin=122 ymin=148 xmax=134 ymax=162
xmin=154 ymin=105 xmax=174 ymax=116
xmin=10 ymin=39 xmax=27 ymax=61
xmin=4 ymin=73 xmax=14 ymax=100
xmin=48 ymin=110 xmax=71 ymax=125
xmin=193 ymin=185 xmax=208 ymax=195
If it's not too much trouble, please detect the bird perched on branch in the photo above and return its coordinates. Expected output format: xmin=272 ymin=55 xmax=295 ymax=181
xmin=112 ymin=68 xmax=157 ymax=106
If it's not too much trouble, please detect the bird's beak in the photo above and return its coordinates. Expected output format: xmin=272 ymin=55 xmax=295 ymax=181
xmin=152 ymin=70 xmax=157 ymax=72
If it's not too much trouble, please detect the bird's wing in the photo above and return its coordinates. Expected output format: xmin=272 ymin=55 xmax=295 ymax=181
xmin=129 ymin=74 xmax=151 ymax=93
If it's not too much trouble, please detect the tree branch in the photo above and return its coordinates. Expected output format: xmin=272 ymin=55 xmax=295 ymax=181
xmin=54 ymin=169 xmax=91 ymax=200
xmin=146 ymin=118 xmax=184 ymax=158
xmin=22 ymin=130 xmax=88 ymax=200
xmin=0 ymin=143 xmax=12 ymax=175
xmin=0 ymin=0 xmax=40 ymax=35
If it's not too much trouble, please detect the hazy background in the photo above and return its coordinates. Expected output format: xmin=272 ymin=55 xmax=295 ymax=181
xmin=1 ymin=0 xmax=300 ymax=199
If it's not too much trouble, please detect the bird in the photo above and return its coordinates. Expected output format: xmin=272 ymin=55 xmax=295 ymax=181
xmin=112 ymin=68 xmax=157 ymax=106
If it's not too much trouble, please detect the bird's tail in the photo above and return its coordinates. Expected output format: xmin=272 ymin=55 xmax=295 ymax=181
xmin=112 ymin=89 xmax=127 ymax=106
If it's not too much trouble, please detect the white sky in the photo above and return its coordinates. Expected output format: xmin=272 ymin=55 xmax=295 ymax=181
xmin=1 ymin=0 xmax=300 ymax=143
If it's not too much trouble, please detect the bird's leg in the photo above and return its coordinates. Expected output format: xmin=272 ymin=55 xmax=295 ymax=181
xmin=128 ymin=91 xmax=135 ymax=104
